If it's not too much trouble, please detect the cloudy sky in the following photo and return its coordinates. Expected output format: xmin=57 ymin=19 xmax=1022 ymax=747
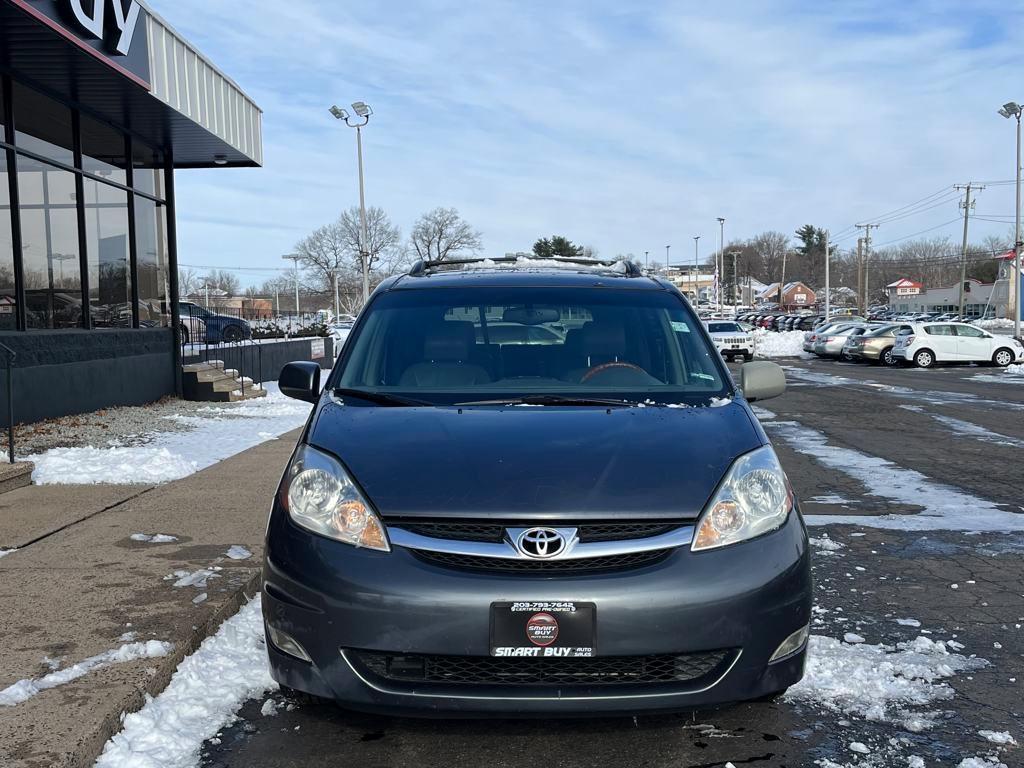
xmin=154 ymin=0 xmax=1024 ymax=284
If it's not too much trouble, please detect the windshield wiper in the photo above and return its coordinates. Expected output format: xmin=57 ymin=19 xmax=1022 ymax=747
xmin=454 ymin=394 xmax=641 ymax=407
xmin=332 ymin=388 xmax=433 ymax=407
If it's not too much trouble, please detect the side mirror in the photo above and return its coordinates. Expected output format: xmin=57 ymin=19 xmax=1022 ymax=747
xmin=740 ymin=361 xmax=786 ymax=402
xmin=279 ymin=361 xmax=322 ymax=403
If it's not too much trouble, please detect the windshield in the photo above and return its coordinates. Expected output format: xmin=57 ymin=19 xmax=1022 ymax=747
xmin=707 ymin=322 xmax=742 ymax=333
xmin=333 ymin=286 xmax=729 ymax=404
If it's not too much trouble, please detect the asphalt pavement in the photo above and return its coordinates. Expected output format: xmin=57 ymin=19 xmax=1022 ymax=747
xmin=201 ymin=358 xmax=1024 ymax=768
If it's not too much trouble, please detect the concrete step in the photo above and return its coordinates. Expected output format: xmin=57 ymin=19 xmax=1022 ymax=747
xmin=206 ymin=376 xmax=254 ymax=393
xmin=182 ymin=360 xmax=225 ymax=374
xmin=201 ymin=386 xmax=268 ymax=402
xmin=0 ymin=462 xmax=34 ymax=495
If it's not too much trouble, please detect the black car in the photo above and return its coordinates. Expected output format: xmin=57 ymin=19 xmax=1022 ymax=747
xmin=265 ymin=257 xmax=811 ymax=716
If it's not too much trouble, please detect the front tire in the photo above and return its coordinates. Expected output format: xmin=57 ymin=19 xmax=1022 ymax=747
xmin=914 ymin=349 xmax=935 ymax=368
xmin=179 ymin=324 xmax=190 ymax=345
xmin=222 ymin=324 xmax=244 ymax=343
xmin=993 ymin=348 xmax=1014 ymax=367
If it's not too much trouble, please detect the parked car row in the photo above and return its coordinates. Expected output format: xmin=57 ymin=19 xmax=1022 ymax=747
xmin=735 ymin=311 xmax=865 ymax=333
xmin=802 ymin=319 xmax=1023 ymax=368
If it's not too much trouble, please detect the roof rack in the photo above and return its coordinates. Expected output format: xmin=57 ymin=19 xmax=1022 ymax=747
xmin=406 ymin=255 xmax=644 ymax=278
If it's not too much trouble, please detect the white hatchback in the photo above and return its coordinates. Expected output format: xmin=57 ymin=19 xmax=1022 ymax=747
xmin=892 ymin=322 xmax=1024 ymax=368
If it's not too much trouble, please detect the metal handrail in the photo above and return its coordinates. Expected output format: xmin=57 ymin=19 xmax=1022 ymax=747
xmin=0 ymin=341 xmax=15 ymax=464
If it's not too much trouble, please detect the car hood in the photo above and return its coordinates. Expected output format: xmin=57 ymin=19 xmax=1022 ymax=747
xmin=308 ymin=400 xmax=763 ymax=521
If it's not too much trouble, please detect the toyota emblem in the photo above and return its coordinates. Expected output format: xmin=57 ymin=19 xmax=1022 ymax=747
xmin=517 ymin=528 xmax=566 ymax=559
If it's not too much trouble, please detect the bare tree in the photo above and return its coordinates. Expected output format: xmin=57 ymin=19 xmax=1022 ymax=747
xmin=410 ymin=207 xmax=483 ymax=262
xmin=178 ymin=268 xmax=199 ymax=297
xmin=296 ymin=206 xmax=401 ymax=294
xmin=747 ymin=232 xmax=790 ymax=285
xmin=203 ymin=269 xmax=240 ymax=296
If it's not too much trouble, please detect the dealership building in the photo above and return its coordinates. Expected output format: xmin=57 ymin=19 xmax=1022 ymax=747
xmin=0 ymin=0 xmax=262 ymax=423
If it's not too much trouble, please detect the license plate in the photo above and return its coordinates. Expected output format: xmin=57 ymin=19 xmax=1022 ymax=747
xmin=490 ymin=601 xmax=595 ymax=657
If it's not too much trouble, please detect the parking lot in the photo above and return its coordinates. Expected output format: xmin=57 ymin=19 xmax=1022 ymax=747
xmin=200 ymin=358 xmax=1023 ymax=768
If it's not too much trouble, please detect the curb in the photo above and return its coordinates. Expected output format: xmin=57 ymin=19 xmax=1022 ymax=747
xmin=75 ymin=570 xmax=263 ymax=768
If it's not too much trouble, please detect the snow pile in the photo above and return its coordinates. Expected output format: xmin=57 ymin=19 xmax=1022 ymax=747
xmin=28 ymin=385 xmax=311 ymax=485
xmin=1003 ymin=363 xmax=1024 ymax=376
xmin=95 ymin=598 xmax=276 ymax=768
xmin=957 ymin=758 xmax=1008 ymax=768
xmin=976 ymin=319 xmax=1014 ymax=330
xmin=0 ymin=640 xmax=172 ymax=707
xmin=0 ymin=548 xmax=16 ymax=559
xmin=752 ymin=329 xmax=806 ymax=358
xmin=788 ymin=634 xmax=986 ymax=728
xmin=31 ymin=447 xmax=197 ymax=485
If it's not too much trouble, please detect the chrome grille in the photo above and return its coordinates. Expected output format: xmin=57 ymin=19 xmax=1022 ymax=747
xmin=393 ymin=520 xmax=685 ymax=544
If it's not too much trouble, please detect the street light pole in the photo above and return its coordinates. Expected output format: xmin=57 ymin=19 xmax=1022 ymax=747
xmin=330 ymin=102 xmax=374 ymax=305
xmin=644 ymin=251 xmax=649 ymax=270
xmin=1000 ymin=104 xmax=1024 ymax=336
xmin=824 ymin=229 xmax=831 ymax=320
xmin=716 ymin=218 xmax=725 ymax=312
xmin=665 ymin=245 xmax=671 ymax=270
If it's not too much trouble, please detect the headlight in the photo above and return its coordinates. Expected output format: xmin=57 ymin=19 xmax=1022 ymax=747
xmin=692 ymin=445 xmax=792 ymax=552
xmin=282 ymin=444 xmax=390 ymax=551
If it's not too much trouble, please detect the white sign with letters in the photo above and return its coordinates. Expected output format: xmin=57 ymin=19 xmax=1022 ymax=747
xmin=65 ymin=0 xmax=141 ymax=55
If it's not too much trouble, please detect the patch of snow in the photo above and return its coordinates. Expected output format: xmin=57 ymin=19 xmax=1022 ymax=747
xmin=709 ymin=397 xmax=732 ymax=408
xmin=787 ymin=634 xmax=986 ymax=728
xmin=977 ymin=731 xmax=1016 ymax=745
xmin=752 ymin=329 xmax=807 ymax=358
xmin=0 ymin=548 xmax=16 ymax=559
xmin=0 ymin=640 xmax=172 ymax=707
xmin=844 ymin=633 xmax=865 ymax=644
xmin=956 ymin=758 xmax=1008 ymax=768
xmin=95 ymin=597 xmax=276 ymax=768
xmin=750 ymin=405 xmax=776 ymax=420
xmin=165 ymin=569 xmax=219 ymax=589
xmin=849 ymin=742 xmax=870 ymax=754
xmin=131 ymin=533 xmax=179 ymax=543
xmin=899 ymin=406 xmax=1024 ymax=448
xmin=192 ymin=593 xmax=208 ymax=605
xmin=225 ymin=545 xmax=251 ymax=560
xmin=897 ymin=618 xmax=922 ymax=627
xmin=260 ymin=698 xmax=278 ymax=717
xmin=810 ymin=535 xmax=846 ymax=553
xmin=808 ymin=495 xmax=857 ymax=505
xmin=28 ymin=384 xmax=311 ymax=485
xmin=908 ymin=757 xmax=925 ymax=768
xmin=766 ymin=420 xmax=1024 ymax=532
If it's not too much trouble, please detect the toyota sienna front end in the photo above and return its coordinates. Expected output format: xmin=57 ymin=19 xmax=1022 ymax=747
xmin=263 ymin=257 xmax=811 ymax=716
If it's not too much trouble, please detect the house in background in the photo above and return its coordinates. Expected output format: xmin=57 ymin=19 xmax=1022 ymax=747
xmin=756 ymin=282 xmax=817 ymax=310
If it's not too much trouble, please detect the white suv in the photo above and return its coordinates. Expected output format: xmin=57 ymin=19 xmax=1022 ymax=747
xmin=892 ymin=322 xmax=1024 ymax=368
xmin=704 ymin=320 xmax=754 ymax=362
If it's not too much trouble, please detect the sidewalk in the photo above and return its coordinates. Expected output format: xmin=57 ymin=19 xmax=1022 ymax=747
xmin=0 ymin=428 xmax=301 ymax=768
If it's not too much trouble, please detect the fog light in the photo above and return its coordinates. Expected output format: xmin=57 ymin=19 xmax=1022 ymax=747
xmin=266 ymin=623 xmax=312 ymax=663
xmin=769 ymin=624 xmax=809 ymax=662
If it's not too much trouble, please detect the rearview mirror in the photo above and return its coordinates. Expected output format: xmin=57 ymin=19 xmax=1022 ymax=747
xmin=502 ymin=307 xmax=560 ymax=325
xmin=279 ymin=361 xmax=322 ymax=403
xmin=739 ymin=361 xmax=786 ymax=402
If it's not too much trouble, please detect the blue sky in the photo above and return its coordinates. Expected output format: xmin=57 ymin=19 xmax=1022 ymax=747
xmin=154 ymin=0 xmax=1024 ymax=284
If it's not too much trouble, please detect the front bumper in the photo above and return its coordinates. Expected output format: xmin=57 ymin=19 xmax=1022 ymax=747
xmin=262 ymin=506 xmax=812 ymax=716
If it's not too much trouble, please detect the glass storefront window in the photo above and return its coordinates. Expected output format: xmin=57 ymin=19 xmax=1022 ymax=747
xmin=80 ymin=114 xmax=128 ymax=185
xmin=84 ymin=178 xmax=132 ymax=328
xmin=0 ymin=151 xmax=16 ymax=330
xmin=1 ymin=78 xmax=7 ymax=143
xmin=135 ymin=197 xmax=170 ymax=327
xmin=17 ymin=155 xmax=83 ymax=329
xmin=13 ymin=83 xmax=74 ymax=167
xmin=132 ymin=140 xmax=165 ymax=200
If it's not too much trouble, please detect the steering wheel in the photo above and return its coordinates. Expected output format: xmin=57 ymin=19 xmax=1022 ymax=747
xmin=580 ymin=361 xmax=647 ymax=383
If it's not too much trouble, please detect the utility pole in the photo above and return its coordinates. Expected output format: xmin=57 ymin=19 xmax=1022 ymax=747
xmin=955 ymin=183 xmax=982 ymax=318
xmin=779 ymin=251 xmax=787 ymax=308
xmin=729 ymin=250 xmax=740 ymax=311
xmin=823 ymin=229 xmax=831 ymax=320
xmin=644 ymin=251 xmax=649 ymax=270
xmin=997 ymin=102 xmax=1022 ymax=338
xmin=856 ymin=238 xmax=865 ymax=314
xmin=332 ymin=271 xmax=341 ymax=320
xmin=665 ymin=245 xmax=671 ymax=270
xmin=693 ymin=236 xmax=700 ymax=302
xmin=856 ymin=223 xmax=879 ymax=314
